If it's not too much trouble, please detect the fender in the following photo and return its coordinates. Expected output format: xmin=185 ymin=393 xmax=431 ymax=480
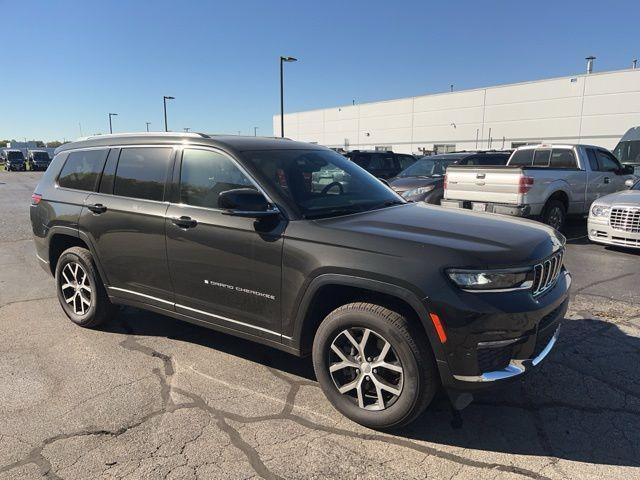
xmin=285 ymin=273 xmax=448 ymax=364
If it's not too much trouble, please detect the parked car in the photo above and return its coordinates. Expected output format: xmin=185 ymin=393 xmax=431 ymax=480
xmin=442 ymin=144 xmax=636 ymax=230
xmin=346 ymin=150 xmax=417 ymax=179
xmin=31 ymin=133 xmax=570 ymax=430
xmin=588 ymin=178 xmax=640 ymax=249
xmin=613 ymin=126 xmax=640 ymax=175
xmin=390 ymin=151 xmax=511 ymax=204
xmin=26 ymin=150 xmax=52 ymax=171
xmin=4 ymin=150 xmax=26 ymax=171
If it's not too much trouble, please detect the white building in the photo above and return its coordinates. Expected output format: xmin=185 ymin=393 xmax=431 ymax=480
xmin=274 ymin=67 xmax=640 ymax=154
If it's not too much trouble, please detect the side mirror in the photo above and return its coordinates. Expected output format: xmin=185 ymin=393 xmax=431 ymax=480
xmin=625 ymin=178 xmax=636 ymax=188
xmin=218 ymin=188 xmax=279 ymax=218
xmin=621 ymin=164 xmax=635 ymax=175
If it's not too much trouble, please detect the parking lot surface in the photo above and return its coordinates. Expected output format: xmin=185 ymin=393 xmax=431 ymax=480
xmin=1 ymin=170 xmax=639 ymax=480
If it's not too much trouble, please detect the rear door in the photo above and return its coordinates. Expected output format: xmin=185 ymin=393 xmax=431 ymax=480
xmin=79 ymin=146 xmax=176 ymax=308
xmin=165 ymin=147 xmax=284 ymax=339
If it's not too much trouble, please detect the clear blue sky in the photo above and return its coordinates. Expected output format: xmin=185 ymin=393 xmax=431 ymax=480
xmin=3 ymin=0 xmax=639 ymax=141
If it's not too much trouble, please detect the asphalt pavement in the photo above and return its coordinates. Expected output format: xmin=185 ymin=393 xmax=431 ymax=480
xmin=1 ymin=170 xmax=639 ymax=479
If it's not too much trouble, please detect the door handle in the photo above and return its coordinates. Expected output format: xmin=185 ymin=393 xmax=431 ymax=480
xmin=87 ymin=203 xmax=107 ymax=214
xmin=171 ymin=216 xmax=198 ymax=229
xmin=603 ymin=177 xmax=610 ymax=184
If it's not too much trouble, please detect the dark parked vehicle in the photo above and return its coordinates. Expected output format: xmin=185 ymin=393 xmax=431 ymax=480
xmin=390 ymin=151 xmax=511 ymax=204
xmin=613 ymin=126 xmax=640 ymax=175
xmin=31 ymin=133 xmax=570 ymax=429
xmin=4 ymin=150 xmax=26 ymax=171
xmin=26 ymin=150 xmax=52 ymax=171
xmin=346 ymin=150 xmax=417 ymax=179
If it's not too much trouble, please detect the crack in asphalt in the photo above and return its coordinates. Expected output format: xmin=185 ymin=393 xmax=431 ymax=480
xmin=571 ymin=272 xmax=637 ymax=297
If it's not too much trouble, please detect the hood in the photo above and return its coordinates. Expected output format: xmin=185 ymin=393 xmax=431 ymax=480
xmin=389 ymin=176 xmax=442 ymax=193
xmin=317 ymin=203 xmax=564 ymax=268
xmin=598 ymin=189 xmax=640 ymax=205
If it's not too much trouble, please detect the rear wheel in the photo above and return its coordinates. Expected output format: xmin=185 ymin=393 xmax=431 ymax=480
xmin=55 ymin=246 xmax=114 ymax=328
xmin=312 ymin=302 xmax=439 ymax=430
xmin=542 ymin=199 xmax=566 ymax=231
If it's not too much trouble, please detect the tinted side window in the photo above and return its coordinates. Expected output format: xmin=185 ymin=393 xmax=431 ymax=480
xmin=114 ymin=147 xmax=173 ymax=201
xmin=549 ymin=149 xmax=577 ymax=168
xmin=368 ymin=154 xmax=394 ymax=170
xmin=351 ymin=154 xmax=370 ymax=168
xmin=586 ymin=148 xmax=599 ymax=171
xmin=477 ymin=155 xmax=510 ymax=166
xmin=509 ymin=149 xmax=534 ymax=166
xmin=58 ymin=149 xmax=109 ymax=191
xmin=595 ymin=150 xmax=621 ymax=172
xmin=180 ymin=149 xmax=255 ymax=208
xmin=398 ymin=155 xmax=416 ymax=170
xmin=533 ymin=149 xmax=551 ymax=166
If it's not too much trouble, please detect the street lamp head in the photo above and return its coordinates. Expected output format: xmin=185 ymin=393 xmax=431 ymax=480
xmin=109 ymin=113 xmax=118 ymax=116
xmin=164 ymin=96 xmax=175 ymax=100
xmin=281 ymin=56 xmax=297 ymax=62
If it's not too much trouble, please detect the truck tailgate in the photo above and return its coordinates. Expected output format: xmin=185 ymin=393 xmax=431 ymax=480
xmin=444 ymin=166 xmax=524 ymax=204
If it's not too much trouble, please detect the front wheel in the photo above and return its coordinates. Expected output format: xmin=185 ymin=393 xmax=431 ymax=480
xmin=312 ymin=302 xmax=439 ymax=430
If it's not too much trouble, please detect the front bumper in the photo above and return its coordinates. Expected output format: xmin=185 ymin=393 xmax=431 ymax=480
xmin=441 ymin=199 xmax=532 ymax=217
xmin=432 ymin=268 xmax=570 ymax=390
xmin=588 ymin=217 xmax=640 ymax=249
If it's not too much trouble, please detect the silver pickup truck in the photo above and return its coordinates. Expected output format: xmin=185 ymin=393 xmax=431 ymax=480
xmin=441 ymin=144 xmax=636 ymax=230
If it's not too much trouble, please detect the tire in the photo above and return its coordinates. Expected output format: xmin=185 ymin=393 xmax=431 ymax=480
xmin=55 ymin=246 xmax=114 ymax=328
xmin=542 ymin=199 xmax=566 ymax=231
xmin=312 ymin=302 xmax=439 ymax=430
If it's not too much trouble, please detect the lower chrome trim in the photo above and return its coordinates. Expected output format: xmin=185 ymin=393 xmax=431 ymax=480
xmin=107 ymin=286 xmax=291 ymax=340
xmin=453 ymin=326 xmax=560 ymax=383
xmin=108 ymin=286 xmax=174 ymax=306
xmin=35 ymin=253 xmax=49 ymax=265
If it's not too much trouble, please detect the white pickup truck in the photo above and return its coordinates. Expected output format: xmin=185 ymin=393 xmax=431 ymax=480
xmin=441 ymin=144 xmax=636 ymax=230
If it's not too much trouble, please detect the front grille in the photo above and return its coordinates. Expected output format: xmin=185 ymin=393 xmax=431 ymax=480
xmin=532 ymin=249 xmax=564 ymax=296
xmin=610 ymin=207 xmax=640 ymax=233
xmin=478 ymin=345 xmax=513 ymax=373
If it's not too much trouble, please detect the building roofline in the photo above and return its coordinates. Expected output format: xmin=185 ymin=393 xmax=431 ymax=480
xmin=276 ymin=66 xmax=640 ymax=117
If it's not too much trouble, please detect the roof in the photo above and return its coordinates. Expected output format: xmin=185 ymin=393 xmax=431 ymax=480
xmin=55 ymin=132 xmax=326 ymax=156
xmin=514 ymin=143 xmax=601 ymax=150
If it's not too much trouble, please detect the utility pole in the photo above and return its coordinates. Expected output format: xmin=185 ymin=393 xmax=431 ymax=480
xmin=279 ymin=56 xmax=298 ymax=137
xmin=253 ymin=126 xmax=258 ymax=136
xmin=145 ymin=122 xmax=151 ymax=132
xmin=163 ymin=96 xmax=174 ymax=132
xmin=108 ymin=113 xmax=118 ymax=134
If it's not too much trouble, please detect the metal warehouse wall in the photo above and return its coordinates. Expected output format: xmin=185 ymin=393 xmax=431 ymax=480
xmin=273 ymin=68 xmax=640 ymax=154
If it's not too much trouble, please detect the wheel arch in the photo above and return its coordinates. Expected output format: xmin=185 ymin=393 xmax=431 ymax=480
xmin=47 ymin=229 xmax=109 ymax=286
xmin=289 ymin=274 xmax=446 ymax=362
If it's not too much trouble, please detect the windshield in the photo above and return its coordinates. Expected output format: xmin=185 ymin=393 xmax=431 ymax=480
xmin=242 ymin=149 xmax=404 ymax=219
xmin=613 ymin=141 xmax=640 ymax=164
xmin=33 ymin=152 xmax=50 ymax=161
xmin=7 ymin=151 xmax=24 ymax=160
xmin=398 ymin=157 xmax=460 ymax=177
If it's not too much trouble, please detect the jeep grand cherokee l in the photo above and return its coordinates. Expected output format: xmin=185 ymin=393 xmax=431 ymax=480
xmin=30 ymin=133 xmax=570 ymax=430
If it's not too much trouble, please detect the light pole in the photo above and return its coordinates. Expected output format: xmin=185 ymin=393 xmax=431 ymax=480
xmin=163 ymin=96 xmax=174 ymax=132
xmin=145 ymin=122 xmax=151 ymax=132
xmin=183 ymin=127 xmax=190 ymax=132
xmin=253 ymin=126 xmax=259 ymax=136
xmin=279 ymin=56 xmax=297 ymax=137
xmin=108 ymin=113 xmax=118 ymax=134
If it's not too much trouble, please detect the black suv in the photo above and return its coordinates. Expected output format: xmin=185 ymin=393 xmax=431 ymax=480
xmin=31 ymin=133 xmax=570 ymax=429
xmin=390 ymin=151 xmax=511 ymax=204
xmin=346 ymin=150 xmax=417 ymax=179
xmin=26 ymin=150 xmax=52 ymax=171
xmin=4 ymin=150 xmax=26 ymax=171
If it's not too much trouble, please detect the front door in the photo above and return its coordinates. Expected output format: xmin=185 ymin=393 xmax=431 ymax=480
xmin=165 ymin=147 xmax=285 ymax=340
xmin=79 ymin=146 xmax=176 ymax=308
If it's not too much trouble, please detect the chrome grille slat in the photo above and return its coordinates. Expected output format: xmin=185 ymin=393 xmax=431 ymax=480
xmin=532 ymin=249 xmax=564 ymax=296
xmin=610 ymin=207 xmax=640 ymax=233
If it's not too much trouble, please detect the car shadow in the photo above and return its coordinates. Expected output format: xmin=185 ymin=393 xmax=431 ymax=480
xmin=100 ymin=309 xmax=640 ymax=468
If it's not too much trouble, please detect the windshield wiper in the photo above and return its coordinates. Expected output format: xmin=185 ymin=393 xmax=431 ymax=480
xmin=366 ymin=199 xmax=406 ymax=211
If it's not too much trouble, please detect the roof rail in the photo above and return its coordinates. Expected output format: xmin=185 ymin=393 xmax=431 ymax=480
xmin=75 ymin=132 xmax=211 ymax=142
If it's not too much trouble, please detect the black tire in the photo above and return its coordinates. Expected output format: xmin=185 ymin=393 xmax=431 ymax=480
xmin=312 ymin=302 xmax=439 ymax=430
xmin=542 ymin=199 xmax=566 ymax=231
xmin=55 ymin=246 xmax=114 ymax=328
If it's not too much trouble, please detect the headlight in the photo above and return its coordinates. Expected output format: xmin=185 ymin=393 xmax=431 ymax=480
xmin=447 ymin=269 xmax=533 ymax=291
xmin=591 ymin=204 xmax=611 ymax=217
xmin=402 ymin=185 xmax=435 ymax=198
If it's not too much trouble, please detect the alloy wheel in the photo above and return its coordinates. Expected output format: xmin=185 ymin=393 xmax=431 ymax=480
xmin=60 ymin=262 xmax=92 ymax=316
xmin=548 ymin=207 xmax=563 ymax=230
xmin=329 ymin=327 xmax=404 ymax=410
